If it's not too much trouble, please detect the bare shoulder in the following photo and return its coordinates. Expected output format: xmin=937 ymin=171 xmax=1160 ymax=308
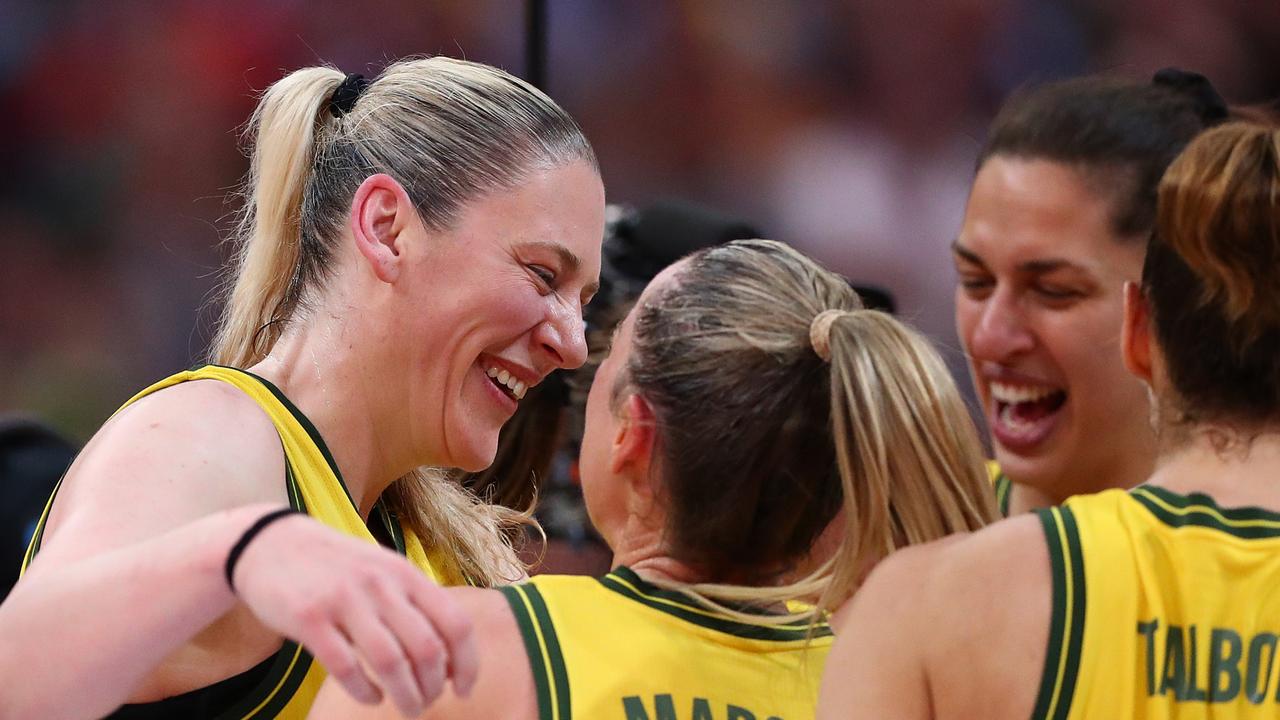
xmin=822 ymin=517 xmax=1052 ymax=720
xmin=33 ymin=378 xmax=287 ymax=566
xmin=421 ymin=586 xmax=536 ymax=719
xmin=924 ymin=516 xmax=1052 ymax=718
xmin=309 ymin=586 xmax=537 ymax=720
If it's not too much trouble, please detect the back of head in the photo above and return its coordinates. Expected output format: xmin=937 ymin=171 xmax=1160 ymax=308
xmin=623 ymin=240 xmax=996 ymax=611
xmin=979 ymin=70 xmax=1227 ymax=239
xmin=1143 ymin=121 xmax=1280 ymax=428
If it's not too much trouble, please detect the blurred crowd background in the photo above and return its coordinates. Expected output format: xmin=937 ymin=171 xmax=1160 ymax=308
xmin=2 ymin=0 xmax=1278 ymax=446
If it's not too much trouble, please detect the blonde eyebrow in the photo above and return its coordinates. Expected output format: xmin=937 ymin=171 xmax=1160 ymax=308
xmin=519 ymin=240 xmax=600 ymax=296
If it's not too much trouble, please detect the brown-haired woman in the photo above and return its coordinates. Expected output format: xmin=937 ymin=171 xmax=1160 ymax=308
xmin=310 ymin=238 xmax=997 ymax=720
xmin=0 ymin=57 xmax=603 ymax=719
xmin=821 ymin=121 xmax=1280 ymax=719
xmin=956 ymin=69 xmax=1235 ymax=515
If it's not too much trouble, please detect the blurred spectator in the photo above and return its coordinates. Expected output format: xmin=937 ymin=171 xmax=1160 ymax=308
xmin=0 ymin=417 xmax=76 ymax=600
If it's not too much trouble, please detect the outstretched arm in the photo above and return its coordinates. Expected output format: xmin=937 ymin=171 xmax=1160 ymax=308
xmin=0 ymin=381 xmax=477 ymax=719
xmin=1 ymin=503 xmax=275 ymax=718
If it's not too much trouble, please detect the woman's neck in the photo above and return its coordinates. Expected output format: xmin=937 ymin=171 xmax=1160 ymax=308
xmin=248 ymin=321 xmax=407 ymax=519
xmin=608 ymin=514 xmax=705 ymax=585
xmin=1146 ymin=426 xmax=1280 ymax=510
xmin=1010 ymin=441 xmax=1154 ymax=513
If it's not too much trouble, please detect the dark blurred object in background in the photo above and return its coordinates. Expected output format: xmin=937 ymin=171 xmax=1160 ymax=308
xmin=0 ymin=417 xmax=76 ymax=600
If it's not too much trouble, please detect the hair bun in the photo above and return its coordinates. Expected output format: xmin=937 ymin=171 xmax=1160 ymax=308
xmin=1153 ymin=67 xmax=1229 ymax=126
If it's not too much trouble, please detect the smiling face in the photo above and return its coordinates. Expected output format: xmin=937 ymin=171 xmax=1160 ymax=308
xmin=954 ymin=157 xmax=1155 ymax=498
xmin=390 ymin=160 xmax=605 ymax=472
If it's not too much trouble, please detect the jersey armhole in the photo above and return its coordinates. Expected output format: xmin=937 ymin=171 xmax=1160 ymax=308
xmin=1030 ymin=506 xmax=1087 ymax=720
xmin=500 ymin=584 xmax=571 ymax=720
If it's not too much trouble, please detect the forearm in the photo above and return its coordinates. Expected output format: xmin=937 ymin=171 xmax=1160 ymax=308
xmin=0 ymin=503 xmax=283 ymax=719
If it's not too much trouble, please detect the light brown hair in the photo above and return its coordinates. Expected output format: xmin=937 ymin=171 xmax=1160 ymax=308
xmin=619 ymin=239 xmax=997 ymax=617
xmin=1144 ymin=121 xmax=1280 ymax=428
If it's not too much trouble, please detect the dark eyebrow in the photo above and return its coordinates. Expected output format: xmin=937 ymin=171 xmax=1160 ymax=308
xmin=951 ymin=241 xmax=986 ymax=269
xmin=952 ymin=241 xmax=1087 ymax=275
xmin=1017 ymin=258 xmax=1088 ymax=274
xmin=521 ymin=240 xmax=601 ymax=297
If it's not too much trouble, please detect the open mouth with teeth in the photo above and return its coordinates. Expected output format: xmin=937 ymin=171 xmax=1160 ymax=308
xmin=486 ymin=366 xmax=528 ymax=401
xmin=989 ymin=381 xmax=1067 ymax=447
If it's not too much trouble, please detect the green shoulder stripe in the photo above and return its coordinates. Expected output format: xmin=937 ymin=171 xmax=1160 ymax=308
xmin=1031 ymin=506 xmax=1086 ymax=720
xmin=994 ymin=474 xmax=1012 ymax=517
xmin=214 ymin=641 xmax=312 ymax=719
xmin=599 ymin=568 xmax=832 ymax=642
xmin=500 ymin=584 xmax=571 ymax=720
xmin=1131 ymin=486 xmax=1280 ymax=540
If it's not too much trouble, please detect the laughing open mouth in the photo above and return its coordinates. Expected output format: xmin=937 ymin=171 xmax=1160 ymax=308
xmin=990 ymin=381 xmax=1066 ymax=442
xmin=486 ymin=366 xmax=528 ymax=401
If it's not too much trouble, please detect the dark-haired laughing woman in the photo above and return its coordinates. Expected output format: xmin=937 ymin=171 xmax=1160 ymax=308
xmin=822 ymin=120 xmax=1280 ymax=720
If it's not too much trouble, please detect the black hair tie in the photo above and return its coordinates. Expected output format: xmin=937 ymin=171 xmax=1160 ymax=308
xmin=329 ymin=73 xmax=371 ymax=117
xmin=1153 ymin=67 xmax=1229 ymax=126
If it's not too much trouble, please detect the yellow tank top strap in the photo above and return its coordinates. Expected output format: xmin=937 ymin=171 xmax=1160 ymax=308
xmin=21 ymin=365 xmax=467 ymax=719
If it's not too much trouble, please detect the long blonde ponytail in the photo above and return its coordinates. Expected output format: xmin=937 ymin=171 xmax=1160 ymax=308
xmin=819 ymin=310 xmax=996 ymax=611
xmin=213 ymin=67 xmax=344 ymax=367
xmin=622 ymin=240 xmax=996 ymax=623
xmin=210 ymin=57 xmax=596 ymax=586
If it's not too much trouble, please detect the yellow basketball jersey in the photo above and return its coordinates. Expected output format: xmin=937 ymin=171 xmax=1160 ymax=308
xmin=501 ymin=567 xmax=832 ymax=720
xmin=21 ymin=365 xmax=467 ymax=719
xmin=1033 ymin=486 xmax=1280 ymax=719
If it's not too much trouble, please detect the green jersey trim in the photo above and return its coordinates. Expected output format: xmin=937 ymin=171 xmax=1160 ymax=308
xmin=1032 ymin=505 xmax=1086 ymax=720
xmin=501 ymin=584 xmax=572 ymax=720
xmin=598 ymin=567 xmax=833 ymax=642
xmin=994 ymin=473 xmax=1013 ymax=517
xmin=1131 ymin=486 xmax=1280 ymax=540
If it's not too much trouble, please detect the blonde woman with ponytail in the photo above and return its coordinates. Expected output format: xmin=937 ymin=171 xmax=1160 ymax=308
xmin=311 ymin=239 xmax=996 ymax=720
xmin=2 ymin=57 xmax=604 ymax=719
xmin=819 ymin=121 xmax=1280 ymax=719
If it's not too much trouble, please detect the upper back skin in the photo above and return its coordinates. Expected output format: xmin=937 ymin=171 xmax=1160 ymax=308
xmin=820 ymin=515 xmax=1053 ymax=720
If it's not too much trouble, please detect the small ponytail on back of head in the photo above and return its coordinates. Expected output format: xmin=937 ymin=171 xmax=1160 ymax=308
xmin=213 ymin=67 xmax=346 ymax=367
xmin=1155 ymin=123 xmax=1280 ymax=342
xmin=1144 ymin=121 xmax=1280 ymax=427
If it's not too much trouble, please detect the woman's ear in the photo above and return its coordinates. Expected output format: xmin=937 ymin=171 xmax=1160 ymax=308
xmin=610 ymin=392 xmax=656 ymax=478
xmin=349 ymin=173 xmax=413 ymax=283
xmin=1121 ymin=281 xmax=1154 ymax=384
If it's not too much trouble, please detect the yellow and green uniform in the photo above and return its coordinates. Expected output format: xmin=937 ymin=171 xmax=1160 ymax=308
xmin=1033 ymin=486 xmax=1280 ymax=719
xmin=21 ymin=365 xmax=467 ymax=719
xmin=500 ymin=567 xmax=832 ymax=720
xmin=987 ymin=461 xmax=1012 ymax=517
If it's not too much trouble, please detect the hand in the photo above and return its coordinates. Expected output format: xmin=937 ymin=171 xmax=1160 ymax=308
xmin=231 ymin=514 xmax=478 ymax=717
